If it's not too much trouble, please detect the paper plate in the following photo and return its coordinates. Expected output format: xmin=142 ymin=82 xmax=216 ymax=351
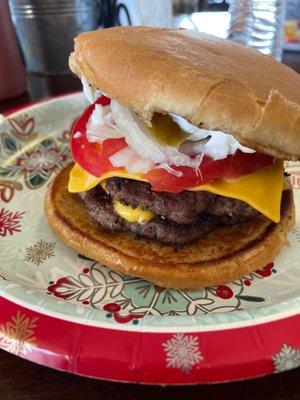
xmin=0 ymin=93 xmax=299 ymax=384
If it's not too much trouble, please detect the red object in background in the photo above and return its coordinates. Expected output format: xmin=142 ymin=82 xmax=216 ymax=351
xmin=0 ymin=0 xmax=26 ymax=100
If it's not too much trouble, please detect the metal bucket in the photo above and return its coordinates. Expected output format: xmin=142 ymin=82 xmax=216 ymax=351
xmin=9 ymin=0 xmax=100 ymax=75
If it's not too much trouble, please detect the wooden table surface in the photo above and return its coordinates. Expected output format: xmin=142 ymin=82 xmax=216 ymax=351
xmin=0 ymin=51 xmax=299 ymax=399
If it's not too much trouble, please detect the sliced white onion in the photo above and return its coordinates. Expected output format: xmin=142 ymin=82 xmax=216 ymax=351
xmin=110 ymin=100 xmax=203 ymax=168
xmin=111 ymin=101 xmax=166 ymax=163
xmin=87 ymin=129 xmax=122 ymax=143
xmin=83 ymin=94 xmax=256 ymax=169
xmin=109 ymin=146 xmax=154 ymax=174
xmin=86 ymin=104 xmax=123 ymax=142
xmin=172 ymin=114 xmax=255 ymax=159
xmin=171 ymin=114 xmax=205 ymax=138
xmin=155 ymin=164 xmax=183 ymax=177
xmin=109 ymin=147 xmax=136 ymax=167
xmin=94 ymin=89 xmax=102 ymax=100
xmin=180 ymin=131 xmax=254 ymax=161
xmin=81 ymin=77 xmax=95 ymax=104
xmin=188 ymin=131 xmax=211 ymax=141
xmin=81 ymin=77 xmax=102 ymax=103
xmin=126 ymin=158 xmax=154 ymax=174
xmin=92 ymin=104 xmax=110 ymax=122
xmin=164 ymin=146 xmax=202 ymax=168
xmin=180 ymin=139 xmax=207 ymax=156
xmin=203 ymin=132 xmax=255 ymax=159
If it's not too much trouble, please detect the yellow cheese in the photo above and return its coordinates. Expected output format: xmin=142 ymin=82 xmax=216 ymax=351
xmin=113 ymin=201 xmax=155 ymax=223
xmin=68 ymin=164 xmax=146 ymax=193
xmin=68 ymin=164 xmax=102 ymax=192
xmin=68 ymin=160 xmax=285 ymax=223
xmin=190 ymin=159 xmax=284 ymax=223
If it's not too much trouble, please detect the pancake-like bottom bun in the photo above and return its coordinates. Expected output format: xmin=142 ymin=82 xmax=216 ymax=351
xmin=45 ymin=165 xmax=295 ymax=290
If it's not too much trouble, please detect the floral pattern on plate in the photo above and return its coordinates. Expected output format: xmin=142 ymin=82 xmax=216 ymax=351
xmin=45 ymin=259 xmax=278 ymax=321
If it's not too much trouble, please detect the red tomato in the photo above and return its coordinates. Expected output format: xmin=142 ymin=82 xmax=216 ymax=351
xmin=71 ymin=95 xmax=126 ymax=177
xmin=72 ymin=95 xmax=274 ymax=192
xmin=144 ymin=151 xmax=274 ymax=192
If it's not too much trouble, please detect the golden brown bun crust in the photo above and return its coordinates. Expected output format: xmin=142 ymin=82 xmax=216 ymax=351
xmin=45 ymin=166 xmax=295 ymax=289
xmin=69 ymin=27 xmax=300 ymax=161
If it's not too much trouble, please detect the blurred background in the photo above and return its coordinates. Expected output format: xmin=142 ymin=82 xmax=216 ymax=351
xmin=0 ymin=0 xmax=299 ymax=109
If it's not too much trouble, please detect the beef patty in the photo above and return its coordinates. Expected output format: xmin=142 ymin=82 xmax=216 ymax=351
xmin=105 ymin=178 xmax=258 ymax=225
xmin=77 ymin=178 xmax=259 ymax=246
xmin=78 ymin=188 xmax=219 ymax=246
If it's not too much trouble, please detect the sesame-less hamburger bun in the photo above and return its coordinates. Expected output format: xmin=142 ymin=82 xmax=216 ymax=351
xmin=44 ymin=27 xmax=299 ymax=289
xmin=69 ymin=26 xmax=300 ymax=161
xmin=45 ymin=166 xmax=294 ymax=289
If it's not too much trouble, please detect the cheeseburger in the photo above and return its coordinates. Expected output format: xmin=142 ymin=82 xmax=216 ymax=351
xmin=45 ymin=27 xmax=300 ymax=289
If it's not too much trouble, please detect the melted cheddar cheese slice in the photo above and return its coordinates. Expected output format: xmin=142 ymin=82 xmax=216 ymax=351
xmin=113 ymin=201 xmax=155 ymax=223
xmin=68 ymin=160 xmax=285 ymax=223
xmin=68 ymin=165 xmax=145 ymax=193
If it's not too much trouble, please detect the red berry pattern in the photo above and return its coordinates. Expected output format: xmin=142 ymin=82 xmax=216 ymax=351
xmin=103 ymin=302 xmax=143 ymax=324
xmin=216 ymin=285 xmax=234 ymax=300
xmin=255 ymin=262 xmax=274 ymax=277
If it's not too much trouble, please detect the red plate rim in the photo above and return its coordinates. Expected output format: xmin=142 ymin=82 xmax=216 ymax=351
xmin=0 ymin=295 xmax=299 ymax=384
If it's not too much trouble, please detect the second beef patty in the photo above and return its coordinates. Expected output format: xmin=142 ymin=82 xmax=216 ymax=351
xmin=77 ymin=178 xmax=259 ymax=246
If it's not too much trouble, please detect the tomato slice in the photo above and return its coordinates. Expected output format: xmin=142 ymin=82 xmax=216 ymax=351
xmin=71 ymin=96 xmax=274 ymax=192
xmin=71 ymin=95 xmax=126 ymax=177
xmin=144 ymin=151 xmax=274 ymax=192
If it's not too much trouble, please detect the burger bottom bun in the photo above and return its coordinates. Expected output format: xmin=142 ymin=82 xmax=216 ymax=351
xmin=45 ymin=165 xmax=295 ymax=290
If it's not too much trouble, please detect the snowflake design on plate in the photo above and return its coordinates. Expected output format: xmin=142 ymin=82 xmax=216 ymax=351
xmin=0 ymin=208 xmax=44 ymax=270
xmin=272 ymin=344 xmax=300 ymax=373
xmin=0 ymin=208 xmax=25 ymax=237
xmin=23 ymin=239 xmax=56 ymax=266
xmin=162 ymin=333 xmax=203 ymax=373
xmin=0 ymin=311 xmax=38 ymax=356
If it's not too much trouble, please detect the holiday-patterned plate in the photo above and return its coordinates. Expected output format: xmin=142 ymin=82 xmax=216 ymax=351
xmin=0 ymin=93 xmax=299 ymax=384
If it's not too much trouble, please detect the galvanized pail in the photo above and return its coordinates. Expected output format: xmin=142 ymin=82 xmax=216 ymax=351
xmin=9 ymin=0 xmax=100 ymax=74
